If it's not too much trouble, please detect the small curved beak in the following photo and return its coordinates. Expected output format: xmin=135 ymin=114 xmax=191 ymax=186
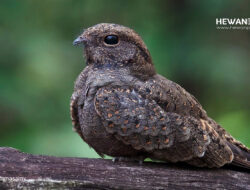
xmin=73 ymin=36 xmax=87 ymax=46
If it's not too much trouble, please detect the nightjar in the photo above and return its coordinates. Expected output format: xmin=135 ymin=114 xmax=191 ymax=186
xmin=71 ymin=23 xmax=250 ymax=169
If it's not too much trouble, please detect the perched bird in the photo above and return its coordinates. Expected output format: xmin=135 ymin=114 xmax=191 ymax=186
xmin=71 ymin=23 xmax=250 ymax=168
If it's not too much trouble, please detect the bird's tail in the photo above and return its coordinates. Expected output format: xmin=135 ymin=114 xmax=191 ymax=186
xmin=227 ymin=142 xmax=250 ymax=170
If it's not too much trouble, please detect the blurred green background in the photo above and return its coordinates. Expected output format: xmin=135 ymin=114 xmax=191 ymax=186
xmin=0 ymin=0 xmax=249 ymax=158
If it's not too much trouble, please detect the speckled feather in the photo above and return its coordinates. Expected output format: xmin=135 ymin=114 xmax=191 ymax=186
xmin=71 ymin=23 xmax=250 ymax=169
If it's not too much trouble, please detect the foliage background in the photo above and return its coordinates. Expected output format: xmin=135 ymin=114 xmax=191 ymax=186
xmin=0 ymin=0 xmax=249 ymax=158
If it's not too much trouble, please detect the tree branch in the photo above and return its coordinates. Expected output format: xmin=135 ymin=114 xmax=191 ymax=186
xmin=0 ymin=147 xmax=249 ymax=190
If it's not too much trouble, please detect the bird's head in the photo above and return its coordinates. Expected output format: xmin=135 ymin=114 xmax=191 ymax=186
xmin=73 ymin=23 xmax=156 ymax=79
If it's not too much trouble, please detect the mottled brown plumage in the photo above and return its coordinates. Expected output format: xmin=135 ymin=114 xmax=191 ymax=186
xmin=71 ymin=23 xmax=250 ymax=169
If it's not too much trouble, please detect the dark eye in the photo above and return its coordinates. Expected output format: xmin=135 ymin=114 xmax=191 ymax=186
xmin=104 ymin=35 xmax=119 ymax=45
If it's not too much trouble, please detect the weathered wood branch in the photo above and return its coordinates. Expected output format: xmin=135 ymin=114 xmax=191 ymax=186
xmin=0 ymin=147 xmax=249 ymax=190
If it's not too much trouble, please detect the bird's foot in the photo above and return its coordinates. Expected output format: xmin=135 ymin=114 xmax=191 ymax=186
xmin=112 ymin=156 xmax=145 ymax=165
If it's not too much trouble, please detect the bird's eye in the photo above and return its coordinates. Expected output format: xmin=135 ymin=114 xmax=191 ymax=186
xmin=104 ymin=35 xmax=119 ymax=45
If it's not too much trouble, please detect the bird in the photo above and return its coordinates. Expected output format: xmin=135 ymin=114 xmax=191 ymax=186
xmin=71 ymin=23 xmax=250 ymax=169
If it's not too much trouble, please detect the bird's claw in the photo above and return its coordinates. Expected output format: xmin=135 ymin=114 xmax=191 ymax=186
xmin=112 ymin=156 xmax=145 ymax=165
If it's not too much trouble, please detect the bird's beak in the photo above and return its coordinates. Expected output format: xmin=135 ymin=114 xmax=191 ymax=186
xmin=73 ymin=36 xmax=87 ymax=46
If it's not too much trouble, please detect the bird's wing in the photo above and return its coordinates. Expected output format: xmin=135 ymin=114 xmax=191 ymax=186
xmin=144 ymin=75 xmax=250 ymax=168
xmin=94 ymin=86 xmax=233 ymax=166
